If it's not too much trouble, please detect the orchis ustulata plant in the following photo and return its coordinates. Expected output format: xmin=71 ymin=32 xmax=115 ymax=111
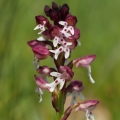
xmin=27 ymin=2 xmax=99 ymax=120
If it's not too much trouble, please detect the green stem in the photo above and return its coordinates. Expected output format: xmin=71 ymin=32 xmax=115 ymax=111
xmin=56 ymin=90 xmax=64 ymax=120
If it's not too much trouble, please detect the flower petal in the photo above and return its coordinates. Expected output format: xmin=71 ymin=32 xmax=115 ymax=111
xmin=35 ymin=88 xmax=43 ymax=102
xmin=59 ymin=79 xmax=65 ymax=90
xmin=59 ymin=21 xmax=67 ymax=26
xmin=34 ymin=25 xmax=40 ymax=30
xmin=50 ymin=72 xmax=61 ymax=77
xmin=33 ymin=57 xmax=39 ymax=70
xmin=64 ymin=47 xmax=70 ymax=59
xmin=68 ymin=26 xmax=74 ymax=35
xmin=49 ymin=46 xmax=64 ymax=60
xmin=53 ymin=36 xmax=59 ymax=47
xmin=86 ymin=65 xmax=95 ymax=84
xmin=37 ymin=36 xmax=46 ymax=41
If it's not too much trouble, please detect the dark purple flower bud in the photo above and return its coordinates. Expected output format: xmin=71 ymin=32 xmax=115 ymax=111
xmin=32 ymin=45 xmax=49 ymax=60
xmin=35 ymin=15 xmax=51 ymax=28
xmin=60 ymin=4 xmax=69 ymax=20
xmin=52 ymin=2 xmax=59 ymax=11
xmin=66 ymin=80 xmax=84 ymax=93
xmin=49 ymin=9 xmax=59 ymax=23
xmin=65 ymin=15 xmax=77 ymax=27
xmin=44 ymin=5 xmax=51 ymax=17
xmin=59 ymin=66 xmax=74 ymax=80
xmin=28 ymin=40 xmax=50 ymax=60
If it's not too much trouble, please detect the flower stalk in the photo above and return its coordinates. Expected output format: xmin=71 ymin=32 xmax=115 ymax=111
xmin=27 ymin=2 xmax=99 ymax=120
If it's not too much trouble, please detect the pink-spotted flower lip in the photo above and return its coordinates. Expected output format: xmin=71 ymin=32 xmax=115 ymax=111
xmin=73 ymin=55 xmax=96 ymax=84
xmin=46 ymin=70 xmax=72 ymax=92
xmin=59 ymin=21 xmax=74 ymax=37
xmin=47 ymin=66 xmax=73 ymax=92
xmin=59 ymin=66 xmax=74 ymax=80
xmin=49 ymin=45 xmax=71 ymax=60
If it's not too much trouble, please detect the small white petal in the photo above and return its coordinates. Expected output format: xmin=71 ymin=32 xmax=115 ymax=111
xmin=46 ymin=78 xmax=61 ymax=92
xmin=87 ymin=65 xmax=95 ymax=84
xmin=90 ymin=113 xmax=95 ymax=120
xmin=33 ymin=57 xmax=39 ymax=70
xmin=49 ymin=46 xmax=64 ymax=60
xmin=78 ymin=92 xmax=85 ymax=100
xmin=37 ymin=36 xmax=46 ymax=41
xmin=88 ymin=73 xmax=95 ymax=84
xmin=43 ymin=21 xmax=46 ymax=24
xmin=77 ymin=40 xmax=81 ymax=46
xmin=64 ymin=48 xmax=70 ymax=59
xmin=71 ymin=92 xmax=77 ymax=105
xmin=54 ymin=53 xmax=59 ymax=60
xmin=35 ymin=88 xmax=43 ymax=102
xmin=59 ymin=21 xmax=67 ymax=26
xmin=49 ymin=49 xmax=55 ymax=53
xmin=53 ymin=36 xmax=59 ymax=47
xmin=59 ymin=79 xmax=65 ymax=90
xmin=66 ymin=42 xmax=72 ymax=46
xmin=50 ymin=72 xmax=61 ymax=77
xmin=34 ymin=25 xmax=40 ymax=30
xmin=68 ymin=26 xmax=74 ymax=35
xmin=64 ymin=32 xmax=71 ymax=37
xmin=86 ymin=110 xmax=90 ymax=120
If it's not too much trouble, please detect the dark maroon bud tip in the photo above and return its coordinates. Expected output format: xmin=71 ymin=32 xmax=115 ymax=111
xmin=44 ymin=5 xmax=51 ymax=17
xmin=52 ymin=2 xmax=59 ymax=11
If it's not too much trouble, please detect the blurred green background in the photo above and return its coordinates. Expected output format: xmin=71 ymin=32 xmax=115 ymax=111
xmin=0 ymin=0 xmax=120 ymax=120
